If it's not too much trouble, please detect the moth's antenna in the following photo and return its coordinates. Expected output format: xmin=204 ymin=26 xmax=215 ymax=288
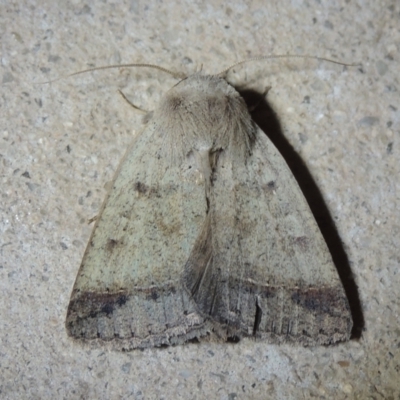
xmin=39 ymin=63 xmax=185 ymax=84
xmin=217 ymin=55 xmax=360 ymax=76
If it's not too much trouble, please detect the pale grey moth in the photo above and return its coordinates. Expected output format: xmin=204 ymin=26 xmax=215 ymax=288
xmin=66 ymin=66 xmax=353 ymax=349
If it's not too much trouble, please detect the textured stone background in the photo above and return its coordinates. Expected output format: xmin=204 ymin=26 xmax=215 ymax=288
xmin=1 ymin=1 xmax=399 ymax=399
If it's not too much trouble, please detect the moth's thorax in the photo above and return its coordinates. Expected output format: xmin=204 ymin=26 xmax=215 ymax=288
xmin=154 ymin=74 xmax=256 ymax=161
xmin=167 ymin=74 xmax=239 ymax=100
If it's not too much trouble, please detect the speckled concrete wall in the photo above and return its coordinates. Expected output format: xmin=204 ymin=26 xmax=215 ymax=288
xmin=1 ymin=1 xmax=399 ymax=398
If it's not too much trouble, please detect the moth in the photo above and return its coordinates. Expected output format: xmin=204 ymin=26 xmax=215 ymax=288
xmin=66 ymin=60 xmax=353 ymax=349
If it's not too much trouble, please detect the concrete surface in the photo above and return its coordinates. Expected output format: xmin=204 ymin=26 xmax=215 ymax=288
xmin=1 ymin=0 xmax=399 ymax=398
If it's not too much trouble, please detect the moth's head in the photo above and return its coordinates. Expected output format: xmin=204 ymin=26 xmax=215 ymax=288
xmin=160 ymin=74 xmax=243 ymax=116
xmin=154 ymin=73 xmax=255 ymax=164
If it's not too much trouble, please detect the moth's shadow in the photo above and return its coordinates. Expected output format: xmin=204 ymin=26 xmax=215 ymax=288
xmin=239 ymin=88 xmax=364 ymax=340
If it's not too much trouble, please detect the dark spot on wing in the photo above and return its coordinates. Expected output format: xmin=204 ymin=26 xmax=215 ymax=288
xmin=147 ymin=290 xmax=159 ymax=301
xmin=261 ymin=181 xmax=276 ymax=193
xmin=116 ymin=295 xmax=128 ymax=306
xmin=101 ymin=303 xmax=114 ymax=315
xmin=134 ymin=181 xmax=149 ymax=193
xmin=106 ymin=238 xmax=120 ymax=252
xmin=166 ymin=95 xmax=183 ymax=111
xmin=291 ymin=287 xmax=343 ymax=314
